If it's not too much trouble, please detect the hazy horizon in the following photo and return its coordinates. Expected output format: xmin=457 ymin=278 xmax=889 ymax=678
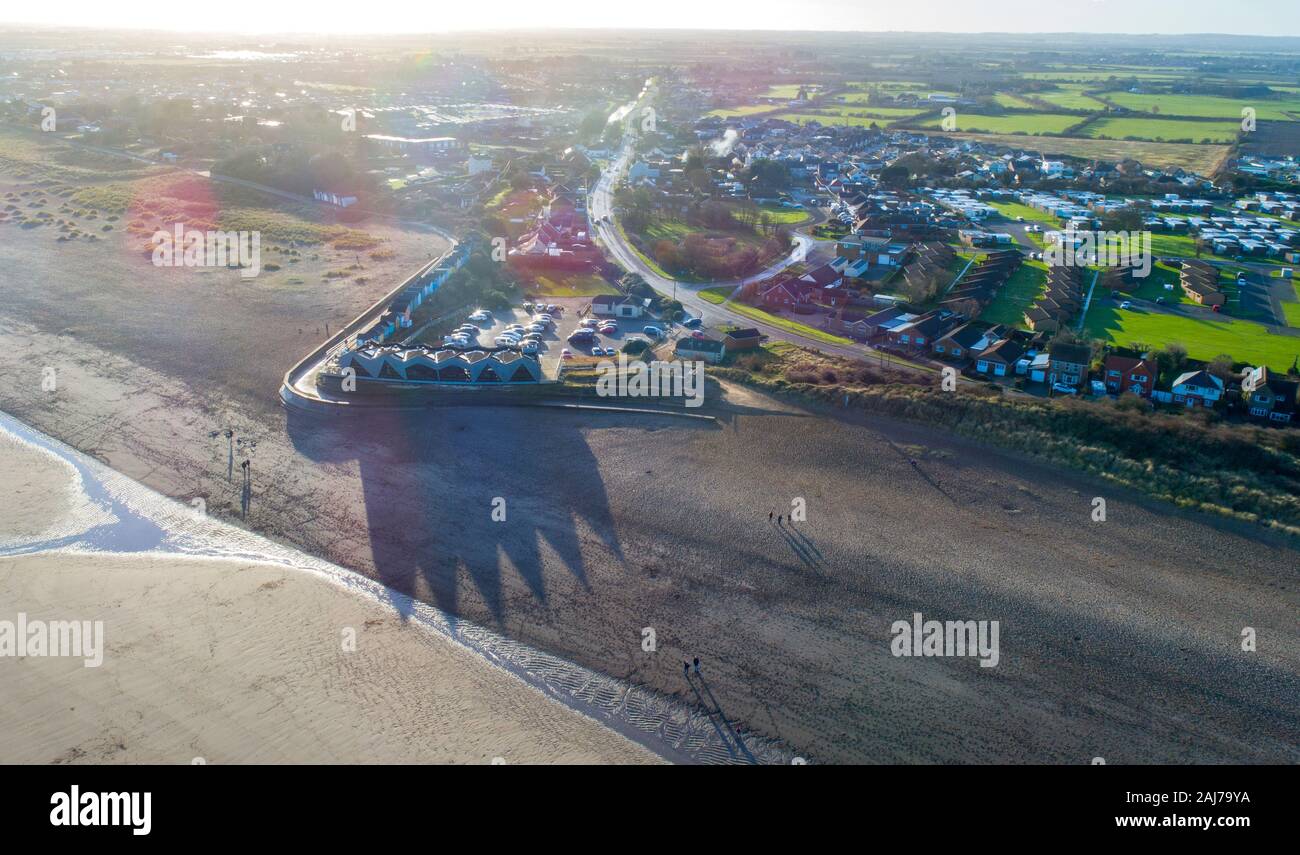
xmin=3 ymin=0 xmax=1300 ymax=39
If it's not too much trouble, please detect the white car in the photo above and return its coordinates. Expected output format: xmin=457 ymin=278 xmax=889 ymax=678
xmin=527 ymin=323 xmax=546 ymax=333
xmin=468 ymin=311 xmax=490 ymax=322
xmin=1120 ymin=300 xmax=1132 ymax=309
xmin=580 ymin=318 xmax=601 ymax=329
xmin=1052 ymin=383 xmax=1078 ymax=395
xmin=495 ymin=335 xmax=520 ymax=347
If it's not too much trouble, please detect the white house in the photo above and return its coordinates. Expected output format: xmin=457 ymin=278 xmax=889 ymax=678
xmin=1170 ymin=370 xmax=1224 ymax=407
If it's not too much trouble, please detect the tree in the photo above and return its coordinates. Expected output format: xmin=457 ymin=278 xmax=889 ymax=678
xmin=879 ymin=163 xmax=910 ymax=189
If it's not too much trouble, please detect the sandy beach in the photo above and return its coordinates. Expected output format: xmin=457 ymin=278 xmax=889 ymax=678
xmin=0 ymin=429 xmax=661 ymax=764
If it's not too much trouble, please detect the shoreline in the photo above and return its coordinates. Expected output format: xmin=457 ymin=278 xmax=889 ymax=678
xmin=0 ymin=410 xmax=790 ymax=764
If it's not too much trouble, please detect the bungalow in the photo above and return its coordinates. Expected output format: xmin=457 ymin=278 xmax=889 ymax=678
xmin=759 ymin=276 xmax=806 ymax=309
xmin=883 ymin=311 xmax=956 ymax=350
xmin=1103 ymin=352 xmax=1157 ymax=397
xmin=674 ymin=337 xmax=726 ymax=365
xmin=1170 ymin=369 xmax=1224 ymax=407
xmin=975 ymin=338 xmax=1024 ymax=377
xmin=591 ymin=294 xmax=645 ymax=319
xmin=932 ymin=322 xmax=1004 ymax=361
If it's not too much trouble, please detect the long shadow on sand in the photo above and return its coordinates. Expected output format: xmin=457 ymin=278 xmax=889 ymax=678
xmin=286 ymin=403 xmax=702 ymax=627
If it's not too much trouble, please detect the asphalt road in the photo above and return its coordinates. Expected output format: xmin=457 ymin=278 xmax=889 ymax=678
xmin=588 ymin=136 xmax=939 ymax=375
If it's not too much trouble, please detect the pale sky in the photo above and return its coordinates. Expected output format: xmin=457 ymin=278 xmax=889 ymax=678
xmin=3 ymin=0 xmax=1300 ymax=37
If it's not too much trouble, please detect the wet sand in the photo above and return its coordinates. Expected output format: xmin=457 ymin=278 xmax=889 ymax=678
xmin=0 ymin=429 xmax=660 ymax=764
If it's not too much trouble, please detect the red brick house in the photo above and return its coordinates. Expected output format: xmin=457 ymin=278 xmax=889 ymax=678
xmin=1103 ymin=353 xmax=1157 ymax=397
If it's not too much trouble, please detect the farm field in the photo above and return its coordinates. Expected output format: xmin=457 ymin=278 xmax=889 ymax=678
xmin=1100 ymin=91 xmax=1300 ymax=120
xmin=993 ymin=93 xmax=1039 ymax=108
xmin=915 ymin=112 xmax=1082 ymax=135
xmin=1084 ymin=116 xmax=1242 ymax=143
xmin=763 ymin=84 xmax=819 ymax=99
xmin=1030 ymin=87 xmax=1108 ymax=110
xmin=1083 ymin=303 xmax=1300 ymax=371
xmin=775 ymin=110 xmax=920 ymax=128
xmin=819 ymin=103 xmax=931 ymax=118
xmin=707 ymin=104 xmax=780 ymax=118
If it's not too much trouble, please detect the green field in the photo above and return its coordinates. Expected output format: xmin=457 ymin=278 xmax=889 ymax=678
xmin=528 ymin=272 xmax=619 ymax=297
xmin=1100 ymin=91 xmax=1300 ymax=120
xmin=754 ymin=204 xmax=812 ymax=225
xmin=916 ymin=112 xmax=1082 ymax=135
xmin=1084 ymin=116 xmax=1242 ymax=144
xmin=992 ymin=93 xmax=1038 ymax=109
xmin=977 ymin=259 xmax=1049 ymax=327
xmin=1284 ymin=279 xmax=1300 ymax=328
xmin=987 ymin=201 xmax=1061 ymax=229
xmin=763 ymin=84 xmax=820 ymax=99
xmin=1083 ymin=304 xmax=1300 ymax=371
xmin=769 ymin=108 xmax=925 ymax=126
xmin=707 ymin=104 xmax=779 ymax=118
xmin=1031 ymin=86 xmax=1108 ymax=110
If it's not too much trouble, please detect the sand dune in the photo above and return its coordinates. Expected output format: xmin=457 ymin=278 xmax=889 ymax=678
xmin=0 ymin=429 xmax=660 ymax=765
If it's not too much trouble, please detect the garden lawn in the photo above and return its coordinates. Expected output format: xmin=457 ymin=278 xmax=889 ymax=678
xmin=977 ymin=260 xmax=1047 ymax=327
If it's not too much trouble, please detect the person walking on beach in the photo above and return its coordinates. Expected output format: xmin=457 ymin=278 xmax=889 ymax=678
xmin=693 ymin=657 xmax=700 ymax=674
xmin=768 ymin=511 xmax=773 ymax=522
xmin=777 ymin=514 xmax=783 ymax=526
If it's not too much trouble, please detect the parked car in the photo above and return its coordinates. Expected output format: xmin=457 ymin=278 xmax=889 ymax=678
xmin=580 ymin=318 xmax=600 ymax=328
xmin=560 ymin=348 xmax=573 ymax=359
xmin=527 ymin=323 xmax=546 ymax=333
xmin=643 ymin=325 xmax=664 ymax=338
xmin=683 ymin=317 xmax=703 ymax=329
xmin=520 ymin=341 xmax=540 ymax=355
xmin=468 ymin=311 xmax=490 ymax=322
xmin=601 ymin=347 xmax=618 ymax=357
xmin=1051 ymin=383 xmax=1078 ymax=395
xmin=1120 ymin=301 xmax=1132 ymax=309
